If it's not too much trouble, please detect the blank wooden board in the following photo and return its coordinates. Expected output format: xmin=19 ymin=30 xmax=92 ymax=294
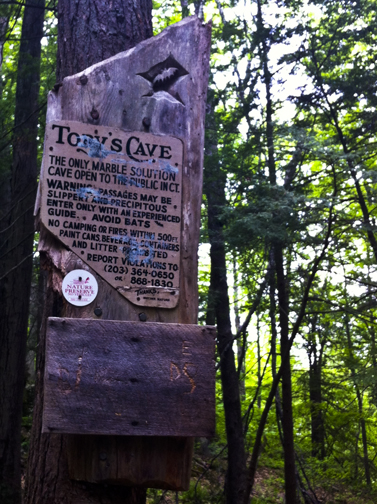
xmin=43 ymin=317 xmax=215 ymax=436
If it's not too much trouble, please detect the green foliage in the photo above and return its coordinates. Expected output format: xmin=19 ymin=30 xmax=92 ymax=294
xmin=152 ymin=1 xmax=183 ymax=33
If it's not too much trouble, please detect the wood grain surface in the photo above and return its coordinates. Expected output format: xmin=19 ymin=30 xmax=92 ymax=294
xmin=66 ymin=435 xmax=194 ymax=489
xmin=43 ymin=318 xmax=215 ymax=436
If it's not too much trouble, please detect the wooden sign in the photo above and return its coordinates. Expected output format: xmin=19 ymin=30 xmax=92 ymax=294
xmin=43 ymin=317 xmax=216 ymax=437
xmin=40 ymin=122 xmax=182 ymax=309
xmin=34 ymin=16 xmax=212 ymax=494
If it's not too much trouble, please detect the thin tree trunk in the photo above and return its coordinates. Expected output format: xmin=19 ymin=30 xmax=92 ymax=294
xmin=180 ymin=0 xmax=189 ymax=18
xmin=269 ymin=250 xmax=283 ymax=433
xmin=343 ymin=292 xmax=371 ymax=486
xmin=309 ymin=358 xmax=325 ymax=459
xmin=204 ymin=90 xmax=246 ymax=504
xmin=206 ymin=281 xmax=216 ymax=326
xmin=0 ymin=10 xmax=12 ymax=226
xmin=308 ymin=322 xmax=325 ymax=460
xmin=275 ymin=244 xmax=298 ymax=503
xmin=234 ymin=258 xmax=246 ymax=401
xmin=366 ymin=256 xmax=377 ymax=406
xmin=0 ymin=15 xmax=8 ymax=71
xmin=256 ymin=0 xmax=298 ymax=495
xmin=256 ymin=311 xmax=262 ymax=409
xmin=0 ymin=1 xmax=44 ymax=502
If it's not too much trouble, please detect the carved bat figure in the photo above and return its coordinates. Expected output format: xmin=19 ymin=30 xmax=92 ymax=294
xmin=153 ymin=67 xmax=178 ymax=88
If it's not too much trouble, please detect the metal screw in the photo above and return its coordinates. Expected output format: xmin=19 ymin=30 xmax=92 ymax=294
xmin=91 ymin=108 xmax=99 ymax=120
xmin=139 ymin=312 xmax=147 ymax=322
xmin=94 ymin=307 xmax=102 ymax=317
xmin=80 ymin=75 xmax=88 ymax=85
xmin=99 ymin=452 xmax=107 ymax=461
xmin=142 ymin=117 xmax=151 ymax=128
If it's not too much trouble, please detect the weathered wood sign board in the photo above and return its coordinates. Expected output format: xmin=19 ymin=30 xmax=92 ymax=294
xmin=40 ymin=122 xmax=182 ymax=309
xmin=34 ymin=16 xmax=212 ymax=495
xmin=43 ymin=318 xmax=215 ymax=436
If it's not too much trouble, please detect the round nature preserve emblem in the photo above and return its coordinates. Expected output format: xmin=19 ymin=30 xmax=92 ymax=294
xmin=62 ymin=269 xmax=98 ymax=306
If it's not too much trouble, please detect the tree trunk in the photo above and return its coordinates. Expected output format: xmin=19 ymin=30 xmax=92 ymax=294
xmin=308 ymin=322 xmax=325 ymax=460
xmin=367 ymin=259 xmax=377 ymax=407
xmin=0 ymin=9 xmax=12 ymax=231
xmin=268 ymin=250 xmax=283 ymax=435
xmin=234 ymin=258 xmax=246 ymax=401
xmin=204 ymin=91 xmax=246 ymax=504
xmin=256 ymin=0 xmax=298 ymax=494
xmin=25 ymin=1 xmax=153 ymax=503
xmin=56 ymin=0 xmax=153 ymax=82
xmin=0 ymin=15 xmax=8 ymax=71
xmin=274 ymin=244 xmax=298 ymax=504
xmin=256 ymin=311 xmax=262 ymax=410
xmin=344 ymin=296 xmax=371 ymax=486
xmin=0 ymin=1 xmax=44 ymax=502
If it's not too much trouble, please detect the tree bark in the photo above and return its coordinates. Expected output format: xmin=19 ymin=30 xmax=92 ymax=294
xmin=0 ymin=1 xmax=44 ymax=502
xmin=56 ymin=0 xmax=153 ymax=82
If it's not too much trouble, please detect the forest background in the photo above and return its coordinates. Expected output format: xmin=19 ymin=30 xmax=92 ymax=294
xmin=1 ymin=0 xmax=377 ymax=503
